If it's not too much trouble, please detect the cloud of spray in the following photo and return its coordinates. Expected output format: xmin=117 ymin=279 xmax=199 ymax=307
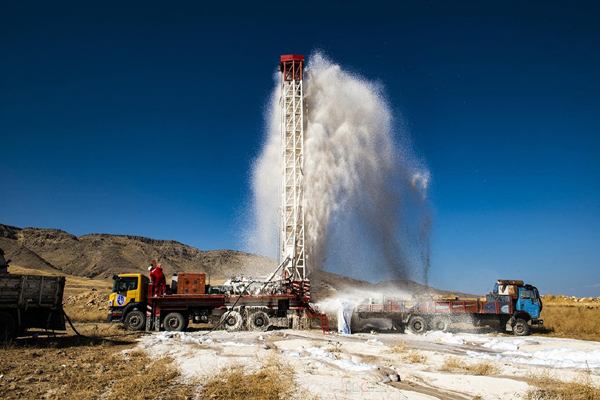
xmin=246 ymin=52 xmax=431 ymax=283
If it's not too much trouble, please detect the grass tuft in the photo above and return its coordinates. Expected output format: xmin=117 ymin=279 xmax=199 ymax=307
xmin=403 ymin=351 xmax=428 ymax=364
xmin=439 ymin=356 xmax=466 ymax=371
xmin=525 ymin=373 xmax=600 ymax=400
xmin=201 ymin=355 xmax=311 ymax=400
xmin=465 ymin=360 xmax=500 ymax=376
xmin=439 ymin=356 xmax=499 ymax=375
xmin=388 ymin=341 xmax=407 ymax=354
xmin=325 ymin=341 xmax=343 ymax=353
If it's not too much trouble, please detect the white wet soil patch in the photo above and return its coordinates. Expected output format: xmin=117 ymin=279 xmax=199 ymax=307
xmin=137 ymin=329 xmax=600 ymax=399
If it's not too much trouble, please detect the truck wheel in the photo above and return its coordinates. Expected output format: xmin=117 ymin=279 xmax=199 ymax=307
xmin=512 ymin=318 xmax=530 ymax=336
xmin=123 ymin=310 xmax=146 ymax=331
xmin=0 ymin=312 xmax=16 ymax=341
xmin=221 ymin=311 xmax=243 ymax=332
xmin=248 ymin=311 xmax=270 ymax=332
xmin=408 ymin=316 xmax=428 ymax=334
xmin=431 ymin=316 xmax=450 ymax=332
xmin=164 ymin=312 xmax=186 ymax=332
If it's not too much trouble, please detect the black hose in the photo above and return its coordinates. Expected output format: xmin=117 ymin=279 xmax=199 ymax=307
xmin=62 ymin=310 xmax=148 ymax=340
xmin=203 ymin=280 xmax=254 ymax=335
xmin=63 ymin=309 xmax=86 ymax=338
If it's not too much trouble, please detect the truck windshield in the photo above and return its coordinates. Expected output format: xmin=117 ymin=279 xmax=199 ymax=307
xmin=113 ymin=277 xmax=138 ymax=293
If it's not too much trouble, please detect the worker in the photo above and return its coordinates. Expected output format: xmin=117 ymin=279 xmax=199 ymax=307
xmin=0 ymin=248 xmax=10 ymax=274
xmin=149 ymin=262 xmax=166 ymax=296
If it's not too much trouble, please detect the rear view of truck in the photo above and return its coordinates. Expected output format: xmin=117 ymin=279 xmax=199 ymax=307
xmin=0 ymin=275 xmax=66 ymax=340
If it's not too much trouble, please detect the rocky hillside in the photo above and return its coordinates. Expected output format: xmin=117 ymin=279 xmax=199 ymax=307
xmin=0 ymin=224 xmax=276 ymax=279
xmin=1 ymin=223 xmax=462 ymax=298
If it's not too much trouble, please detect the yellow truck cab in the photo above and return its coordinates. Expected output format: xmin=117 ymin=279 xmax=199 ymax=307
xmin=107 ymin=274 xmax=149 ymax=330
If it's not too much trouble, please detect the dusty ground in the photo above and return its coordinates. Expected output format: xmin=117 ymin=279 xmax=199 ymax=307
xmin=2 ymin=272 xmax=599 ymax=399
xmin=2 ymin=324 xmax=600 ymax=399
xmin=137 ymin=327 xmax=600 ymax=399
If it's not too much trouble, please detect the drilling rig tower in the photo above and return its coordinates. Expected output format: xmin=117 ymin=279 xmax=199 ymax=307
xmin=278 ymin=55 xmax=306 ymax=282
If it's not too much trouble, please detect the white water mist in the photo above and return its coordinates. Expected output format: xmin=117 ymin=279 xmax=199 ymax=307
xmin=246 ymin=52 xmax=431 ymax=283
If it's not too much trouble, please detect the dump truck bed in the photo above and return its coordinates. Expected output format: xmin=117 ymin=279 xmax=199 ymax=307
xmin=0 ymin=274 xmax=66 ymax=332
xmin=0 ymin=274 xmax=65 ymax=309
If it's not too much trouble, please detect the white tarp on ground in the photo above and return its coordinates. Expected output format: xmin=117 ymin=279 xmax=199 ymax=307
xmin=338 ymin=302 xmax=354 ymax=334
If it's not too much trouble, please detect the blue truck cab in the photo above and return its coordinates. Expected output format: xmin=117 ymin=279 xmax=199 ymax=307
xmin=516 ymin=285 xmax=542 ymax=319
xmin=494 ymin=280 xmax=543 ymax=336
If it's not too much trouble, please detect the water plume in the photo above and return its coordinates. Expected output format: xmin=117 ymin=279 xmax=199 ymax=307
xmin=246 ymin=52 xmax=431 ymax=284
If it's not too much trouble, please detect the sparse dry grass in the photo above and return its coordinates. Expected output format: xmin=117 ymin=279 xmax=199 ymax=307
xmin=403 ymin=351 xmax=428 ymax=364
xmin=0 ymin=325 xmax=194 ymax=400
xmin=439 ymin=356 xmax=499 ymax=376
xmin=63 ymin=291 xmax=110 ymax=323
xmin=537 ymin=296 xmax=600 ymax=342
xmin=466 ymin=360 xmax=500 ymax=376
xmin=63 ymin=305 xmax=107 ymax=323
xmin=388 ymin=341 xmax=407 ymax=354
xmin=201 ymin=355 xmax=312 ymax=400
xmin=388 ymin=342 xmax=428 ymax=364
xmin=439 ymin=356 xmax=466 ymax=371
xmin=326 ymin=341 xmax=344 ymax=353
xmin=525 ymin=372 xmax=600 ymax=400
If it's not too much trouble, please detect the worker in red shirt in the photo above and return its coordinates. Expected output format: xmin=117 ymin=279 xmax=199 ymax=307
xmin=149 ymin=262 xmax=166 ymax=296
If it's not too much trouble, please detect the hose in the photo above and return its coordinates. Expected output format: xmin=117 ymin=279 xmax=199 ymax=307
xmin=203 ymin=280 xmax=254 ymax=335
xmin=62 ymin=309 xmax=148 ymax=340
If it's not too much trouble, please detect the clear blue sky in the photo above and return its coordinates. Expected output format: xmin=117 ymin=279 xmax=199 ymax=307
xmin=1 ymin=2 xmax=599 ymax=296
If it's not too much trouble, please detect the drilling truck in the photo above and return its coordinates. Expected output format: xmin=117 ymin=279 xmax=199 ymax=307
xmin=107 ymin=260 xmax=328 ymax=333
xmin=108 ymin=55 xmax=329 ymax=334
xmin=355 ymin=280 xmax=543 ymax=336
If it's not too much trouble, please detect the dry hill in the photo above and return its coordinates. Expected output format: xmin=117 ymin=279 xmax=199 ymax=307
xmin=0 ymin=223 xmax=460 ymax=298
xmin=0 ymin=224 xmax=276 ymax=280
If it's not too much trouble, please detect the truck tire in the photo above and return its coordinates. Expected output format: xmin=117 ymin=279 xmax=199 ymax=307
xmin=408 ymin=316 xmax=428 ymax=334
xmin=431 ymin=316 xmax=450 ymax=332
xmin=248 ymin=311 xmax=270 ymax=332
xmin=512 ymin=318 xmax=530 ymax=336
xmin=0 ymin=312 xmax=16 ymax=341
xmin=123 ymin=310 xmax=146 ymax=331
xmin=164 ymin=312 xmax=186 ymax=332
xmin=221 ymin=310 xmax=243 ymax=332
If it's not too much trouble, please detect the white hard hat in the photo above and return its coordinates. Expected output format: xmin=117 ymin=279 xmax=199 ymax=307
xmin=148 ymin=266 xmax=153 ymax=271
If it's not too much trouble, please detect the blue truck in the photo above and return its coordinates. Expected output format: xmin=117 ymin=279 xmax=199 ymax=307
xmin=355 ymin=279 xmax=543 ymax=336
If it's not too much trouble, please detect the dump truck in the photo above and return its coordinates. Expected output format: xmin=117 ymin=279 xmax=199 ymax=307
xmin=108 ymin=269 xmax=329 ymax=333
xmin=0 ymin=274 xmax=66 ymax=340
xmin=355 ymin=280 xmax=543 ymax=336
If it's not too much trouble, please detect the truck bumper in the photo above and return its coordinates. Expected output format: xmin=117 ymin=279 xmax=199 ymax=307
xmin=107 ymin=311 xmax=122 ymax=323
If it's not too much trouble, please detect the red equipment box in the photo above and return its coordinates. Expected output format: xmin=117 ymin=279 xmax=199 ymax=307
xmin=177 ymin=273 xmax=206 ymax=295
